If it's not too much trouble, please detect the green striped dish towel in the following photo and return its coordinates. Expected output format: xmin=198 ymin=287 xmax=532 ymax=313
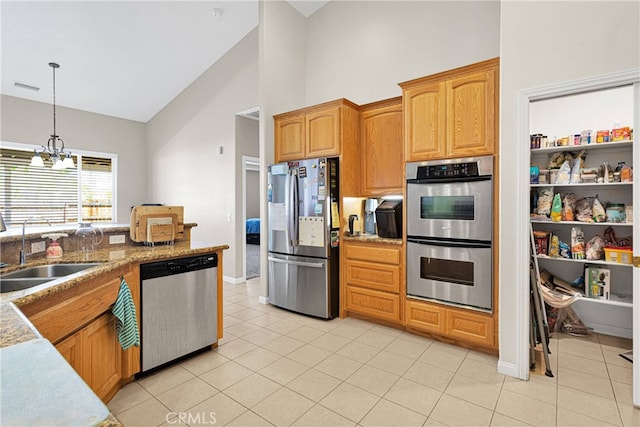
xmin=112 ymin=277 xmax=140 ymax=350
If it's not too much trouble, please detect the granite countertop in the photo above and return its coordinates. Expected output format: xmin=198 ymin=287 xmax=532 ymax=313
xmin=0 ymin=303 xmax=41 ymax=348
xmin=0 ymin=238 xmax=228 ymax=426
xmin=342 ymin=232 xmax=403 ymax=246
xmin=1 ymin=240 xmax=229 ymax=306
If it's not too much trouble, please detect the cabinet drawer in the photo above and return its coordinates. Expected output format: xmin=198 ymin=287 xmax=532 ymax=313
xmin=345 ymin=259 xmax=399 ymax=293
xmin=345 ymin=244 xmax=400 ymax=265
xmin=22 ymin=269 xmax=133 ymax=344
xmin=405 ymin=299 xmax=446 ymax=334
xmin=346 ymin=286 xmax=400 ymax=323
xmin=446 ymin=308 xmax=495 ymax=348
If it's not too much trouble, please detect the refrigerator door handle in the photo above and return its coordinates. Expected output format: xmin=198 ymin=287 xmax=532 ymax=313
xmin=268 ymin=256 xmax=324 ymax=268
xmin=288 ymin=168 xmax=299 ymax=247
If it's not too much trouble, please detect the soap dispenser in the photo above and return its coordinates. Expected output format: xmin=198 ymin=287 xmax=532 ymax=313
xmin=42 ymin=233 xmax=68 ymax=259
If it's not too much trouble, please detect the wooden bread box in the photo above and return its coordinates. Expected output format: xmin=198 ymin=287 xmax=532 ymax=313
xmin=130 ymin=206 xmax=185 ymax=243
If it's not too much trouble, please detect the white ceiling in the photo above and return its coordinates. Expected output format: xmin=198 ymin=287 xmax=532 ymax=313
xmin=1 ymin=1 xmax=328 ymax=123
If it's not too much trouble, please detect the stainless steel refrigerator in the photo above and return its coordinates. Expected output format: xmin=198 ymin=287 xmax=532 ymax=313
xmin=267 ymin=157 xmax=340 ymax=319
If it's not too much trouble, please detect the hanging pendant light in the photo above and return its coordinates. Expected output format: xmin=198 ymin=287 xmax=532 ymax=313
xmin=30 ymin=62 xmax=75 ymax=169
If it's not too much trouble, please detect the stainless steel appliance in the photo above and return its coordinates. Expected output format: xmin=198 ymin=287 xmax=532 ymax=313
xmin=267 ymin=157 xmax=340 ymax=319
xmin=140 ymin=254 xmax=218 ymax=372
xmin=406 ymin=156 xmax=493 ymax=311
xmin=363 ymin=198 xmax=378 ymax=235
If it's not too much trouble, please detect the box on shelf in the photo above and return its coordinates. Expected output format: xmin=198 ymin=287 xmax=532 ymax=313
xmin=585 ymin=267 xmax=611 ymax=300
xmin=603 ymin=246 xmax=633 ymax=265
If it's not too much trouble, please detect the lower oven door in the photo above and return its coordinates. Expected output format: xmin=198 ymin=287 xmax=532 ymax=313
xmin=407 ymin=238 xmax=492 ymax=311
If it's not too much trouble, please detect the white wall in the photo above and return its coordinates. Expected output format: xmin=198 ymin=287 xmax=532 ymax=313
xmin=530 ymin=85 xmax=634 ymax=138
xmin=260 ymin=0 xmax=309 ymax=294
xmin=0 ymin=95 xmax=146 ymax=223
xmin=305 ymin=0 xmax=500 ymax=105
xmin=499 ymin=0 xmax=640 ymax=377
xmin=145 ymin=29 xmax=259 ymax=281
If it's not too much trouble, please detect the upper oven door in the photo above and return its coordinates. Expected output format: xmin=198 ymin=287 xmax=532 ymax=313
xmin=406 ymin=177 xmax=492 ymax=242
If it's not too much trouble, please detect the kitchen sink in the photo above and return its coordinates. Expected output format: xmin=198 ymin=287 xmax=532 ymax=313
xmin=0 ymin=263 xmax=100 ymax=293
xmin=0 ymin=278 xmax=57 ymax=293
xmin=1 ymin=263 xmax=100 ymax=279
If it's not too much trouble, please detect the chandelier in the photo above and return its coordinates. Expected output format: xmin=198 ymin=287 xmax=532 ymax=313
xmin=30 ymin=62 xmax=75 ymax=170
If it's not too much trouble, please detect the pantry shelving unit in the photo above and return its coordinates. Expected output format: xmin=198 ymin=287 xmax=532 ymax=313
xmin=516 ymin=70 xmax=639 ymax=406
xmin=530 ymin=136 xmax=635 ymax=335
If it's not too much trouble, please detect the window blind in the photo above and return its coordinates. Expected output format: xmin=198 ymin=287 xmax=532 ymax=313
xmin=0 ymin=148 xmax=113 ymax=227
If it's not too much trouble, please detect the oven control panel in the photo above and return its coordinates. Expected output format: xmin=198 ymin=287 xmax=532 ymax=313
xmin=406 ymin=155 xmax=493 ymax=182
xmin=416 ymin=161 xmax=479 ymax=180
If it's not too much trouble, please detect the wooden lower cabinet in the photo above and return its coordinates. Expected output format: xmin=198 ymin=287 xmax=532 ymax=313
xmin=56 ymin=331 xmax=82 ymax=371
xmin=56 ymin=312 xmax=122 ymax=402
xmin=82 ymin=313 xmax=122 ymax=401
xmin=343 ymin=241 xmax=403 ymax=325
xmin=21 ymin=265 xmax=140 ymax=403
xmin=404 ymin=299 xmax=445 ymax=334
xmin=405 ymin=298 xmax=496 ymax=349
xmin=346 ymin=286 xmax=400 ymax=323
xmin=446 ymin=308 xmax=495 ymax=347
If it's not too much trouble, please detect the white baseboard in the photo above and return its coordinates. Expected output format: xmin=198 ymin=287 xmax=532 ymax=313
xmin=497 ymin=360 xmax=527 ymax=380
xmin=258 ymin=296 xmax=268 ymax=305
xmin=583 ymin=322 xmax=633 ymax=340
xmin=223 ymin=275 xmax=245 ymax=285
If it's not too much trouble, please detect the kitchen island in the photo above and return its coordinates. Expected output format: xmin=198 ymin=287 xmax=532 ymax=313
xmin=0 ymin=237 xmax=228 ymax=426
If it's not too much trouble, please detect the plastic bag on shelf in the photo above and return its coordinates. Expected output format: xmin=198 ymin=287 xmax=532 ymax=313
xmin=562 ymin=193 xmax=576 ymax=221
xmin=575 ymin=197 xmax=594 ymax=223
xmin=585 ymin=235 xmax=605 ymax=260
xmin=561 ymin=306 xmax=592 ymax=336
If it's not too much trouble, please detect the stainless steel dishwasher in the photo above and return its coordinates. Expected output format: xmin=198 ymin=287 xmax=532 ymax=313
xmin=140 ymin=253 xmax=218 ymax=373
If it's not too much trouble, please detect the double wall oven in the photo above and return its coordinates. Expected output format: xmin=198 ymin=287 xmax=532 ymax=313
xmin=406 ymin=156 xmax=494 ymax=312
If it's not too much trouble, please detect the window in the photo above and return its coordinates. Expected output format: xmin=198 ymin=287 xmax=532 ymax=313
xmin=0 ymin=144 xmax=116 ymax=228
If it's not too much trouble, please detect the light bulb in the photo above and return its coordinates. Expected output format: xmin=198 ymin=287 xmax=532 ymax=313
xmin=62 ymin=155 xmax=75 ymax=168
xmin=52 ymin=157 xmax=66 ymax=170
xmin=30 ymin=152 xmax=45 ymax=167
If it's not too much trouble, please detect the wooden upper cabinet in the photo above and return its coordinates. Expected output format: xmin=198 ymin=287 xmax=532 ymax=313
xmin=400 ymin=57 xmax=499 ymax=161
xmin=275 ymin=115 xmax=305 ymax=162
xmin=445 ymin=67 xmax=496 ymax=157
xmin=307 ymin=107 xmax=341 ymax=158
xmin=360 ymin=97 xmax=404 ymax=196
xmin=274 ymin=99 xmax=358 ymax=163
xmin=403 ymin=82 xmax=446 ymax=161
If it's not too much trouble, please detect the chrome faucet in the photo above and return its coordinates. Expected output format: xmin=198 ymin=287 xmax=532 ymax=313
xmin=20 ymin=217 xmax=51 ymax=266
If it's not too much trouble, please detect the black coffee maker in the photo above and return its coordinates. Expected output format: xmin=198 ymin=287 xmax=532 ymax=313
xmin=375 ymin=200 xmax=402 ymax=238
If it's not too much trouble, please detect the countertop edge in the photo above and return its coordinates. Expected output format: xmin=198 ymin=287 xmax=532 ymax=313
xmin=342 ymin=233 xmax=403 ymax=246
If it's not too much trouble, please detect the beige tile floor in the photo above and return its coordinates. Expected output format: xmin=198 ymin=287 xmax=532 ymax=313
xmin=108 ymin=278 xmax=640 ymax=426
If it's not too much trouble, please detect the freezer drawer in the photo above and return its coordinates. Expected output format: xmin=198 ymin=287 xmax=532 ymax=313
xmin=268 ymin=253 xmax=335 ymax=319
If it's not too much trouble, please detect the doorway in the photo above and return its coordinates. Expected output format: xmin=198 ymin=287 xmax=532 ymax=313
xmin=243 ymin=156 xmax=261 ymax=279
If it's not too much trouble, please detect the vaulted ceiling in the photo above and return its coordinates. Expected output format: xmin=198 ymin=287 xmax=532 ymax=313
xmin=1 ymin=1 xmax=328 ymax=123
